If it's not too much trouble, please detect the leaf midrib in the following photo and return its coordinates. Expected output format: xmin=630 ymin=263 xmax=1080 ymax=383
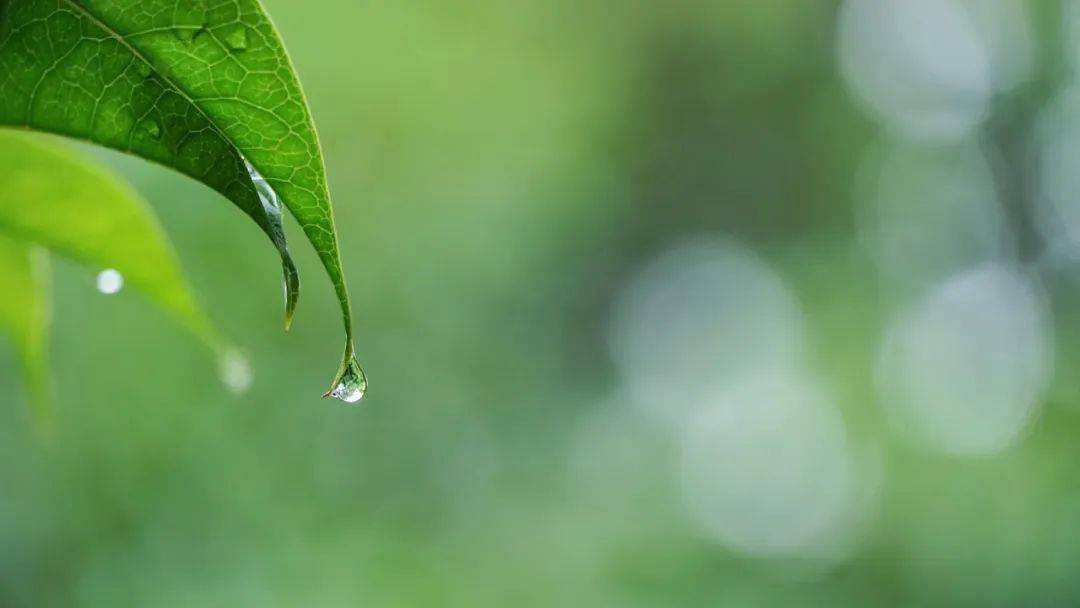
xmin=61 ymin=0 xmax=244 ymax=167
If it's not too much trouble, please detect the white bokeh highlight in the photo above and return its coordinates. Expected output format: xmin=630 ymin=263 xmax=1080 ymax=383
xmin=95 ymin=269 xmax=124 ymax=295
xmin=837 ymin=0 xmax=993 ymax=142
xmin=1064 ymin=0 xmax=1080 ymax=72
xmin=1034 ymin=87 xmax=1080 ymax=264
xmin=217 ymin=349 xmax=254 ymax=395
xmin=857 ymin=141 xmax=1012 ymax=295
xmin=959 ymin=0 xmax=1034 ymax=92
xmin=680 ymin=373 xmax=865 ymax=559
xmin=607 ymin=237 xmax=804 ymax=421
xmin=875 ymin=264 xmax=1052 ymax=455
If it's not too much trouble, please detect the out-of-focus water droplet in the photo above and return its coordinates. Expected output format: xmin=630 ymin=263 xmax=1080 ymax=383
xmin=328 ymin=357 xmax=367 ymax=403
xmin=680 ymin=372 xmax=867 ymax=561
xmin=142 ymin=119 xmax=162 ymax=139
xmin=242 ymin=156 xmax=283 ymax=219
xmin=217 ymin=349 xmax=254 ymax=395
xmin=607 ymin=237 xmax=805 ymax=421
xmin=224 ymin=25 xmax=250 ymax=51
xmin=96 ymin=269 xmax=123 ymax=294
xmin=135 ymin=61 xmax=153 ymax=78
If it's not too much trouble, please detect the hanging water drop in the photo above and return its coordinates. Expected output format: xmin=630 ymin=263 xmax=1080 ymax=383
xmin=96 ymin=269 xmax=124 ymax=294
xmin=224 ymin=25 xmax=250 ymax=51
xmin=328 ymin=356 xmax=367 ymax=403
xmin=217 ymin=349 xmax=254 ymax=395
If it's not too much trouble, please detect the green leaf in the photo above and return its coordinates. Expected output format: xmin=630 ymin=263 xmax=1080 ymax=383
xmin=0 ymin=0 xmax=359 ymax=396
xmin=0 ymin=235 xmax=51 ymax=428
xmin=0 ymin=131 xmax=234 ymax=422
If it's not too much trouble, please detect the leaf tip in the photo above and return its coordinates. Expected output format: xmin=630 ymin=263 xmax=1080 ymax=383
xmin=281 ymin=256 xmax=300 ymax=332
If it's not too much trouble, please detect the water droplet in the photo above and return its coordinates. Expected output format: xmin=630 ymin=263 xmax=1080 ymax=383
xmin=174 ymin=25 xmax=206 ymax=42
xmin=217 ymin=349 xmax=254 ymax=395
xmin=96 ymin=269 xmax=124 ymax=294
xmin=224 ymin=25 xmax=250 ymax=51
xmin=242 ymin=156 xmax=283 ymax=219
xmin=142 ymin=119 xmax=162 ymax=139
xmin=241 ymin=155 xmax=296 ymax=321
xmin=328 ymin=357 xmax=367 ymax=403
xmin=135 ymin=61 xmax=153 ymax=78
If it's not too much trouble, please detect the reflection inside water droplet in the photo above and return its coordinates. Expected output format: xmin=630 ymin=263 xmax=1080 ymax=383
xmin=217 ymin=349 xmax=254 ymax=395
xmin=329 ymin=357 xmax=367 ymax=403
xmin=96 ymin=269 xmax=123 ymax=294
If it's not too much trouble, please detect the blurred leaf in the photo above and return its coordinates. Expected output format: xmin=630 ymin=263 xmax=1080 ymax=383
xmin=0 ymin=131 xmax=224 ymax=421
xmin=0 ymin=236 xmax=50 ymax=427
xmin=0 ymin=131 xmax=216 ymax=339
xmin=0 ymin=0 xmax=359 ymax=394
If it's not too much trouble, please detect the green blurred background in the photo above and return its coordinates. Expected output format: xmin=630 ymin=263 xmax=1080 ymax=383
xmin=7 ymin=0 xmax=1080 ymax=604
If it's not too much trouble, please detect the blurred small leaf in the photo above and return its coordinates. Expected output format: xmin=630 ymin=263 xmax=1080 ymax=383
xmin=0 ymin=0 xmax=359 ymax=394
xmin=0 ymin=236 xmax=50 ymax=427
xmin=0 ymin=131 xmax=224 ymax=423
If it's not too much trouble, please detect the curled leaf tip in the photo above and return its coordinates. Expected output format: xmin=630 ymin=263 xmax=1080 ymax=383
xmin=281 ymin=255 xmax=300 ymax=332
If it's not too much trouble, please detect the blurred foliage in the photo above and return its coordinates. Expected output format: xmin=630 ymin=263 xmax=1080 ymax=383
xmin=0 ymin=236 xmax=49 ymax=426
xmin=4 ymin=0 xmax=1080 ymax=606
xmin=0 ymin=131 xmax=215 ymax=428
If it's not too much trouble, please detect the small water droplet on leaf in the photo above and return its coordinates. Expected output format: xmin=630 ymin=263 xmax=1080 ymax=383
xmin=142 ymin=119 xmax=162 ymax=139
xmin=174 ymin=25 xmax=206 ymax=42
xmin=135 ymin=61 xmax=153 ymax=78
xmin=327 ymin=356 xmax=367 ymax=403
xmin=96 ymin=269 xmax=123 ymax=294
xmin=224 ymin=25 xmax=250 ymax=51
